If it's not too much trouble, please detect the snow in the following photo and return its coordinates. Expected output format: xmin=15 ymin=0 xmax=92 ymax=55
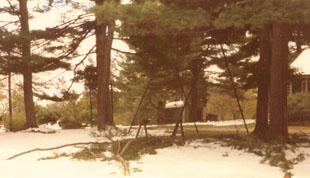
xmin=165 ymin=101 xmax=184 ymax=108
xmin=130 ymin=142 xmax=284 ymax=178
xmin=202 ymin=119 xmax=255 ymax=126
xmin=142 ymin=119 xmax=256 ymax=128
xmin=0 ymin=121 xmax=309 ymax=178
xmin=291 ymin=49 xmax=310 ymax=75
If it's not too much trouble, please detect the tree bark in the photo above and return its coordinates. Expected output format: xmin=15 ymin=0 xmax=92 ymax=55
xmin=19 ymin=0 xmax=37 ymax=128
xmin=95 ymin=0 xmax=114 ymax=129
xmin=269 ymin=22 xmax=289 ymax=139
xmin=253 ymin=24 xmax=272 ymax=138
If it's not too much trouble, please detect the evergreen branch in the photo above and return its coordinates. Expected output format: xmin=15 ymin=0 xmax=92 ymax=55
xmin=0 ymin=20 xmax=19 ymax=28
xmin=39 ymin=70 xmax=67 ymax=84
xmin=111 ymin=48 xmax=137 ymax=55
xmin=56 ymin=28 xmax=94 ymax=60
xmin=53 ymin=14 xmax=94 ymax=32
xmin=65 ymin=44 xmax=96 ymax=94
xmin=33 ymin=92 xmax=66 ymax=102
xmin=5 ymin=0 xmax=20 ymax=19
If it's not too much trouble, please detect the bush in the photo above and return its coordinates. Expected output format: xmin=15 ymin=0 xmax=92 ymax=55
xmin=35 ymin=105 xmax=60 ymax=125
xmin=2 ymin=113 xmax=26 ymax=131
xmin=287 ymin=92 xmax=310 ymax=124
xmin=58 ymin=118 xmax=83 ymax=129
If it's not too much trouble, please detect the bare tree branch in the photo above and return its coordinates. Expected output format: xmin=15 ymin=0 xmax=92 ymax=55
xmin=6 ymin=141 xmax=108 ymax=160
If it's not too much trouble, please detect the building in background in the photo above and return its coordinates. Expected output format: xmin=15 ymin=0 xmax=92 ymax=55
xmin=289 ymin=49 xmax=310 ymax=94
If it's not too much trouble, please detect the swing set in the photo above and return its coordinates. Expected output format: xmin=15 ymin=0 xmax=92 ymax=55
xmin=127 ymin=44 xmax=249 ymax=140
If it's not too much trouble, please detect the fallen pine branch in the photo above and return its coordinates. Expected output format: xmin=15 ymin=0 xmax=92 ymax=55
xmin=7 ymin=140 xmax=133 ymax=176
xmin=6 ymin=141 xmax=107 ymax=160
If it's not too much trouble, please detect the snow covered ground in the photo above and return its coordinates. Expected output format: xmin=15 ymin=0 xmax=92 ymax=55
xmin=0 ymin=121 xmax=309 ymax=178
xmin=129 ymin=119 xmax=256 ymax=128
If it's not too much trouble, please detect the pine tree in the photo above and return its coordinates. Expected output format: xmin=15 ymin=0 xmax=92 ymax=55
xmin=94 ymin=0 xmax=117 ymax=129
xmin=0 ymin=0 xmax=87 ymax=128
xmin=215 ymin=0 xmax=310 ymax=139
xmin=19 ymin=0 xmax=37 ymax=128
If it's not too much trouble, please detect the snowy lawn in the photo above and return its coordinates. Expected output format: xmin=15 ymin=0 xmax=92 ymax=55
xmin=0 ymin=121 xmax=310 ymax=178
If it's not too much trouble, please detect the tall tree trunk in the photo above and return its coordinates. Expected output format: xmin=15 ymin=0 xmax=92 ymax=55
xmin=269 ymin=22 xmax=289 ymax=139
xmin=253 ymin=24 xmax=272 ymax=138
xmin=104 ymin=23 xmax=114 ymax=126
xmin=95 ymin=0 xmax=114 ymax=129
xmin=19 ymin=0 xmax=37 ymax=128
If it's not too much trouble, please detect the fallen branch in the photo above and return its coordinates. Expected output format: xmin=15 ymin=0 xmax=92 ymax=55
xmin=115 ymin=140 xmax=133 ymax=176
xmin=7 ymin=139 xmax=133 ymax=176
xmin=6 ymin=141 xmax=107 ymax=160
xmin=87 ymin=140 xmax=133 ymax=176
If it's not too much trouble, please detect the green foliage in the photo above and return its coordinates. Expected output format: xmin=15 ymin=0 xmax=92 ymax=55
xmin=2 ymin=87 xmax=26 ymax=131
xmin=2 ymin=113 xmax=26 ymax=131
xmin=69 ymin=137 xmax=184 ymax=161
xmin=75 ymin=65 xmax=97 ymax=92
xmin=58 ymin=118 xmax=83 ymax=129
xmin=42 ymin=91 xmax=97 ymax=127
xmin=206 ymin=89 xmax=257 ymax=120
xmin=35 ymin=105 xmax=60 ymax=124
xmin=215 ymin=0 xmax=310 ymax=29
xmin=215 ymin=135 xmax=308 ymax=174
xmin=92 ymin=1 xmax=210 ymax=36
xmin=287 ymin=92 xmax=310 ymax=123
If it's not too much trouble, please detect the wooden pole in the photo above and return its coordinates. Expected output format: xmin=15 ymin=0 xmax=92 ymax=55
xmin=220 ymin=44 xmax=249 ymax=135
xmin=128 ymin=78 xmax=152 ymax=133
xmin=8 ymin=72 xmax=13 ymax=131
xmin=172 ymin=89 xmax=192 ymax=138
xmin=110 ymin=83 xmax=114 ymax=123
xmin=194 ymin=121 xmax=199 ymax=134
xmin=89 ymin=88 xmax=94 ymax=127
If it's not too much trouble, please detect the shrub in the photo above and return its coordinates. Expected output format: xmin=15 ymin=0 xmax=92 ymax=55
xmin=2 ymin=113 xmax=26 ymax=131
xmin=35 ymin=105 xmax=60 ymax=125
xmin=287 ymin=92 xmax=310 ymax=124
xmin=58 ymin=118 xmax=83 ymax=129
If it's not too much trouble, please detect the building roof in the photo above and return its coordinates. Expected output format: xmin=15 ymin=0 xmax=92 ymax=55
xmin=290 ymin=49 xmax=310 ymax=75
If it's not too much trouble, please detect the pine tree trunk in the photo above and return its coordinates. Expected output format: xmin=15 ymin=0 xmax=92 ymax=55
xmin=104 ymin=23 xmax=114 ymax=126
xmin=95 ymin=0 xmax=114 ymax=129
xmin=19 ymin=0 xmax=37 ymax=128
xmin=253 ymin=24 xmax=272 ymax=138
xmin=269 ymin=22 xmax=289 ymax=139
xmin=96 ymin=20 xmax=106 ymax=130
